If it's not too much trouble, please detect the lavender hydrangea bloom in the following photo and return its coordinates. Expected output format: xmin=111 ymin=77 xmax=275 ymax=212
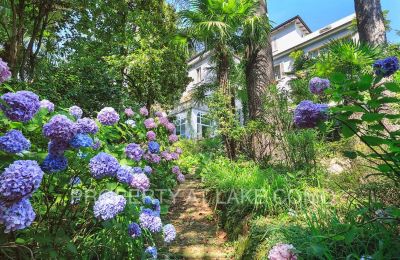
xmin=43 ymin=115 xmax=77 ymax=142
xmin=177 ymin=173 xmax=185 ymax=183
xmin=117 ymin=166 xmax=134 ymax=184
xmin=39 ymin=99 xmax=55 ymax=112
xmin=132 ymin=167 xmax=143 ymax=174
xmin=169 ymin=134 xmax=178 ymax=143
xmin=144 ymin=153 xmax=161 ymax=164
xmin=268 ymin=243 xmax=297 ymax=260
xmin=69 ymin=106 xmax=83 ymax=119
xmin=144 ymin=166 xmax=152 ymax=175
xmin=0 ymin=160 xmax=44 ymax=203
xmin=89 ymin=152 xmax=120 ymax=179
xmin=144 ymin=118 xmax=157 ymax=129
xmin=92 ymin=139 xmax=101 ymax=150
xmin=125 ymin=143 xmax=143 ymax=161
xmin=125 ymin=107 xmax=134 ymax=117
xmin=172 ymin=166 xmax=181 ymax=174
xmin=155 ymin=111 xmax=164 ymax=117
xmin=128 ymin=222 xmax=141 ymax=238
xmin=76 ymin=118 xmax=98 ymax=134
xmin=148 ymin=141 xmax=160 ymax=154
xmin=171 ymin=152 xmax=179 ymax=160
xmin=70 ymin=134 xmax=93 ymax=148
xmin=163 ymin=224 xmax=176 ymax=243
xmin=161 ymin=151 xmax=173 ymax=161
xmin=145 ymin=246 xmax=157 ymax=259
xmin=41 ymin=154 xmax=68 ymax=173
xmin=0 ymin=58 xmax=12 ymax=83
xmin=139 ymin=106 xmax=149 ymax=116
xmin=0 ymin=130 xmax=30 ymax=153
xmin=166 ymin=122 xmax=176 ymax=133
xmin=139 ymin=208 xmax=162 ymax=233
xmin=309 ymin=77 xmax=330 ymax=95
xmin=130 ymin=173 xmax=150 ymax=192
xmin=97 ymin=107 xmax=120 ymax=126
xmin=48 ymin=140 xmax=69 ymax=155
xmin=0 ymin=199 xmax=35 ymax=233
xmin=93 ymin=191 xmax=126 ymax=221
xmin=159 ymin=116 xmax=169 ymax=126
xmin=125 ymin=119 xmax=136 ymax=127
xmin=146 ymin=131 xmax=156 ymax=141
xmin=373 ymin=56 xmax=399 ymax=77
xmin=1 ymin=91 xmax=40 ymax=122
xmin=293 ymin=100 xmax=328 ymax=129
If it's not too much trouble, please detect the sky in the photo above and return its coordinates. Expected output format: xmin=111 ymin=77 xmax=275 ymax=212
xmin=268 ymin=0 xmax=400 ymax=43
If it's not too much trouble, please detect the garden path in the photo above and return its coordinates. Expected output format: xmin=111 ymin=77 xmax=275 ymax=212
xmin=166 ymin=174 xmax=233 ymax=259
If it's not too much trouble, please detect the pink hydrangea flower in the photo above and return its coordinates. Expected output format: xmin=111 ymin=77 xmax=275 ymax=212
xmin=268 ymin=243 xmax=297 ymax=260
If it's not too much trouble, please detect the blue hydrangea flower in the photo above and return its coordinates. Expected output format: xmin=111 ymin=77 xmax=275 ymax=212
xmin=145 ymin=246 xmax=157 ymax=259
xmin=97 ymin=107 xmax=120 ymax=126
xmin=132 ymin=167 xmax=143 ymax=174
xmin=148 ymin=141 xmax=160 ymax=154
xmin=69 ymin=105 xmax=83 ymax=119
xmin=0 ymin=130 xmax=30 ymax=153
xmin=0 ymin=160 xmax=44 ymax=204
xmin=93 ymin=191 xmax=126 ymax=221
xmin=76 ymin=118 xmax=98 ymax=134
xmin=294 ymin=100 xmax=328 ymax=128
xmin=373 ymin=56 xmax=399 ymax=77
xmin=130 ymin=173 xmax=150 ymax=192
xmin=139 ymin=208 xmax=162 ymax=233
xmin=43 ymin=115 xmax=77 ymax=142
xmin=125 ymin=119 xmax=136 ymax=127
xmin=41 ymin=154 xmax=68 ymax=173
xmin=48 ymin=140 xmax=69 ymax=155
xmin=163 ymin=224 xmax=176 ymax=243
xmin=39 ymin=99 xmax=55 ymax=112
xmin=0 ymin=91 xmax=40 ymax=122
xmin=143 ymin=196 xmax=153 ymax=205
xmin=309 ymin=77 xmax=330 ymax=95
xmin=70 ymin=176 xmax=81 ymax=186
xmin=128 ymin=222 xmax=142 ymax=238
xmin=143 ymin=166 xmax=152 ymax=175
xmin=0 ymin=58 xmax=12 ymax=83
xmin=125 ymin=143 xmax=143 ymax=161
xmin=89 ymin=152 xmax=120 ymax=179
xmin=92 ymin=139 xmax=101 ymax=150
xmin=70 ymin=134 xmax=93 ymax=148
xmin=117 ymin=166 xmax=134 ymax=184
xmin=152 ymin=199 xmax=161 ymax=213
xmin=0 ymin=199 xmax=35 ymax=233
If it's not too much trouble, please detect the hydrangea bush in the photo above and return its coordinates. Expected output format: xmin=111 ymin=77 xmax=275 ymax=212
xmin=0 ymin=61 xmax=183 ymax=258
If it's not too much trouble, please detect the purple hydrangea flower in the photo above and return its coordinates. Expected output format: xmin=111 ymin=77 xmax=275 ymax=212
xmin=97 ymin=107 xmax=120 ymax=126
xmin=175 ymin=147 xmax=183 ymax=154
xmin=177 ymin=173 xmax=185 ymax=183
xmin=144 ymin=166 xmax=152 ymax=175
xmin=171 ymin=152 xmax=179 ymax=160
xmin=159 ymin=116 xmax=169 ymax=126
xmin=163 ymin=224 xmax=176 ymax=243
xmin=128 ymin=222 xmax=141 ymax=238
xmin=43 ymin=115 xmax=77 ymax=142
xmin=0 ymin=199 xmax=35 ymax=233
xmin=117 ymin=166 xmax=134 ymax=184
xmin=132 ymin=167 xmax=143 ymax=174
xmin=41 ymin=154 xmax=68 ymax=173
xmin=172 ymin=166 xmax=181 ymax=174
xmin=144 ymin=153 xmax=161 ymax=164
xmin=268 ymin=243 xmax=297 ymax=260
xmin=76 ymin=118 xmax=98 ymax=134
xmin=309 ymin=77 xmax=330 ymax=95
xmin=139 ymin=208 xmax=162 ymax=233
xmin=70 ymin=134 xmax=93 ymax=148
xmin=145 ymin=246 xmax=157 ymax=259
xmin=0 ymin=160 xmax=44 ymax=203
xmin=139 ymin=106 xmax=149 ymax=116
xmin=146 ymin=131 xmax=156 ymax=141
xmin=0 ymin=91 xmax=40 ymax=122
xmin=0 ymin=130 xmax=30 ymax=153
xmin=125 ymin=107 xmax=134 ymax=117
xmin=125 ymin=143 xmax=143 ymax=161
xmin=93 ymin=191 xmax=126 ymax=221
xmin=89 ymin=152 xmax=120 ymax=179
xmin=39 ymin=100 xmax=55 ymax=112
xmin=152 ymin=198 xmax=161 ymax=213
xmin=144 ymin=118 xmax=157 ymax=129
xmin=130 ymin=173 xmax=150 ymax=192
xmin=373 ymin=56 xmax=399 ymax=77
xmin=166 ymin=122 xmax=176 ymax=133
xmin=48 ymin=140 xmax=69 ymax=155
xmin=169 ymin=134 xmax=178 ymax=143
xmin=161 ymin=151 xmax=173 ymax=161
xmin=69 ymin=105 xmax=83 ymax=119
xmin=0 ymin=58 xmax=12 ymax=83
xmin=148 ymin=141 xmax=160 ymax=154
xmin=293 ymin=100 xmax=328 ymax=129
xmin=92 ymin=139 xmax=101 ymax=150
xmin=125 ymin=119 xmax=136 ymax=127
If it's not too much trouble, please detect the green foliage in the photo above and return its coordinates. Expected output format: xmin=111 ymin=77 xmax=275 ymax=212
xmin=284 ymin=129 xmax=317 ymax=172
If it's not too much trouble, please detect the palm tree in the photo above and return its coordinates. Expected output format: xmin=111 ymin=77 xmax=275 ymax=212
xmin=180 ymin=0 xmax=261 ymax=159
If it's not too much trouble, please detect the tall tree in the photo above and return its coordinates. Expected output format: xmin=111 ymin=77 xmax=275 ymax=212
xmin=354 ymin=0 xmax=387 ymax=45
xmin=243 ymin=0 xmax=274 ymax=161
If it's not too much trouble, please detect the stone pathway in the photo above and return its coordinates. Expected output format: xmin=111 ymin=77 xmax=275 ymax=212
xmin=166 ymin=174 xmax=233 ymax=259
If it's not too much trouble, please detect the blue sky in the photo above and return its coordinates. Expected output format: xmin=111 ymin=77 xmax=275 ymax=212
xmin=268 ymin=0 xmax=400 ymax=43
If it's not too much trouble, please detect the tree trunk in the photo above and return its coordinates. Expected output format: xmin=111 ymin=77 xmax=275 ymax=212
xmin=245 ymin=0 xmax=275 ymax=161
xmin=354 ymin=0 xmax=387 ymax=45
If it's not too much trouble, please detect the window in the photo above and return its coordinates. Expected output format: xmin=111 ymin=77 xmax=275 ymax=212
xmin=274 ymin=64 xmax=282 ymax=80
xmin=272 ymin=39 xmax=278 ymax=52
xmin=196 ymin=112 xmax=212 ymax=139
xmin=196 ymin=67 xmax=202 ymax=83
xmin=175 ymin=117 xmax=186 ymax=137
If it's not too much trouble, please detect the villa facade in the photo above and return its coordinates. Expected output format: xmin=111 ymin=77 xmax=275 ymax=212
xmin=170 ymin=14 xmax=359 ymax=139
